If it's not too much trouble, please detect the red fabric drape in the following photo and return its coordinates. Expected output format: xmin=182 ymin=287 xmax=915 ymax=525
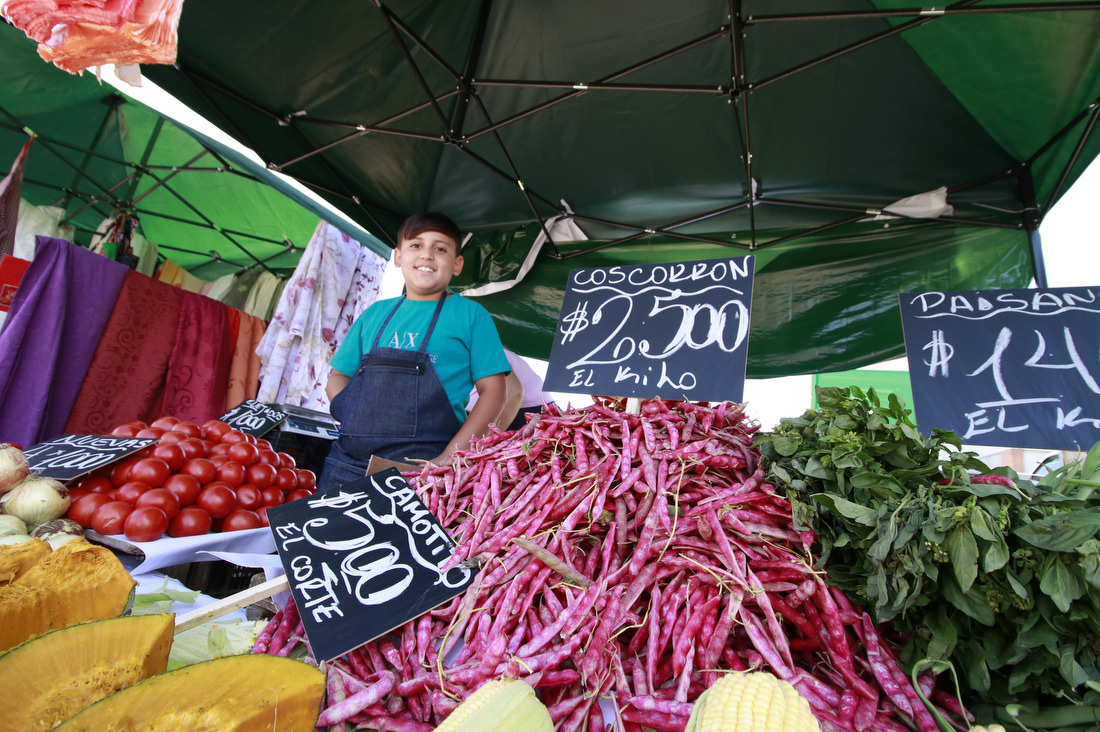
xmin=160 ymin=290 xmax=231 ymax=424
xmin=65 ymin=270 xmax=184 ymax=434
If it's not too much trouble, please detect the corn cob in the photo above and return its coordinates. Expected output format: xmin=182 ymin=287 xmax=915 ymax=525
xmin=684 ymin=671 xmax=820 ymax=732
xmin=433 ymin=678 xmax=553 ymax=732
xmin=971 ymin=727 xmax=1007 ymax=732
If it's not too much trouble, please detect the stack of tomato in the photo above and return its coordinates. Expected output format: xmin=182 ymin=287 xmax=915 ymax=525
xmin=64 ymin=415 xmax=318 ymax=543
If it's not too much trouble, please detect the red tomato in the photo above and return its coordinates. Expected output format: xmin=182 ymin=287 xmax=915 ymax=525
xmin=129 ymin=457 xmax=171 ymax=488
xmin=235 ymin=484 xmax=262 ymax=511
xmin=90 ymin=500 xmax=133 ymax=535
xmin=201 ymin=420 xmax=231 ymax=442
xmin=110 ymin=424 xmax=140 ymax=438
xmin=157 ymin=431 xmax=186 ymax=446
xmin=216 ymin=460 xmax=246 ymax=487
xmin=295 ymin=470 xmax=317 ymax=491
xmin=177 ymin=438 xmax=209 ymax=460
xmin=255 ymin=438 xmax=273 ymax=452
xmin=255 ymin=450 xmax=280 ymax=468
xmin=150 ymin=415 xmax=180 ymax=430
xmin=245 ymin=462 xmax=277 ymax=489
xmin=135 ymin=488 xmax=181 ymax=520
xmin=68 ymin=493 xmax=112 ymax=527
xmin=171 ymin=421 xmax=201 ymax=438
xmin=67 ymin=487 xmax=90 ymax=502
xmin=115 ymin=481 xmax=152 ymax=506
xmin=276 ymin=452 xmax=296 ymax=470
xmin=124 ymin=506 xmax=168 ymax=542
xmin=109 ymin=457 xmax=140 ymax=487
xmin=163 ymin=474 xmax=201 ymax=506
xmin=169 ymin=506 xmax=213 ymax=537
xmin=151 ymin=443 xmax=186 ymax=472
xmin=226 ymin=442 xmax=258 ymax=467
xmin=208 ymin=442 xmax=231 ymax=459
xmin=275 ymin=468 xmax=298 ymax=492
xmin=135 ymin=427 xmax=166 ymax=439
xmin=81 ymin=475 xmax=115 ymax=495
xmin=222 ymin=509 xmax=262 ymax=532
xmin=197 ymin=484 xmax=236 ymax=519
xmin=260 ymin=487 xmax=284 ymax=507
xmin=256 ymin=506 xmax=271 ymax=527
xmin=285 ymin=488 xmax=312 ymax=503
xmin=220 ymin=429 xmax=247 ymax=445
xmin=181 ymin=458 xmax=217 ymax=485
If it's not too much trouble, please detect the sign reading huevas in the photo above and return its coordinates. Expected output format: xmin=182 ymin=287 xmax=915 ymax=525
xmin=544 ymin=256 xmax=755 ymax=402
xmin=23 ymin=434 xmax=156 ymax=482
xmin=266 ymin=468 xmax=475 ymax=662
xmin=900 ymin=287 xmax=1100 ymax=450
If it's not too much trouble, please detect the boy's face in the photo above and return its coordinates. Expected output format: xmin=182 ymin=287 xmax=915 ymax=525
xmin=393 ymin=229 xmax=463 ymax=300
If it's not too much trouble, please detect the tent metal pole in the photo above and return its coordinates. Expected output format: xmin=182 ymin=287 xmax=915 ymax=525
xmin=464 ymin=24 xmax=731 ymax=142
xmin=131 ymin=150 xmax=210 ymax=205
xmin=373 ymin=2 xmax=452 ymax=132
xmin=127 ymin=207 xmax=298 ymax=246
xmin=448 ymin=0 xmax=492 ymax=140
xmin=60 ymin=95 xmax=124 ymax=211
xmin=1029 ymin=228 xmax=1049 ymax=288
xmin=175 ymin=66 xmax=275 ymax=146
xmin=1026 ymin=96 xmax=1100 ymax=167
xmin=473 ymin=80 xmax=729 ymax=94
xmin=124 ymin=116 xmax=165 ymax=202
xmin=730 ymin=0 xmax=756 ymax=247
xmin=293 ymin=91 xmax=461 ymax=133
xmin=140 ymin=169 xmax=272 ymax=272
xmin=748 ymin=0 xmax=984 ymax=93
xmin=566 ymin=212 xmax=753 ymax=249
xmin=384 ymin=4 xmax=462 ymax=81
xmin=22 ymin=176 xmax=115 ymax=222
xmin=1042 ymin=103 xmax=1100 ymax=217
xmin=748 ymin=2 xmax=1100 ymax=23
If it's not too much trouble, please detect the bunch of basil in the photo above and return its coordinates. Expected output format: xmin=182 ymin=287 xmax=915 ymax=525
xmin=756 ymin=386 xmax=1100 ymax=722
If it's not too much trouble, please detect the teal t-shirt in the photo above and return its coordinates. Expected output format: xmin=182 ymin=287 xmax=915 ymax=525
xmin=330 ymin=295 xmax=510 ymax=423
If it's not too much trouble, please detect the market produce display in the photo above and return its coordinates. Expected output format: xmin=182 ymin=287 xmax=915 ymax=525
xmin=683 ymin=671 xmax=820 ymax=732
xmin=53 ymin=653 xmax=326 ymax=731
xmin=63 ymin=415 xmax=317 ymax=542
xmin=254 ymin=397 xmax=957 ymax=732
xmin=0 ymin=536 xmax=136 ymax=652
xmin=0 ymin=613 xmax=174 ymax=731
xmin=756 ymin=386 xmax=1100 ymax=731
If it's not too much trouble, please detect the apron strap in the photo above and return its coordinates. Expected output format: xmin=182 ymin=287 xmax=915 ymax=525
xmin=370 ymin=293 xmax=449 ymax=352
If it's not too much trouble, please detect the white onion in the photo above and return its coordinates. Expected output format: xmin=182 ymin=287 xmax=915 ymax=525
xmin=31 ymin=518 xmax=84 ymax=550
xmin=0 ymin=444 xmax=29 ymax=494
xmin=0 ymin=514 xmax=27 ymax=537
xmin=0 ymin=534 xmax=33 ymax=546
xmin=0 ymin=476 xmax=70 ymax=525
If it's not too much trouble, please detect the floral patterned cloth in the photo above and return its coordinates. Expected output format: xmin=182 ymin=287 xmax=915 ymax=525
xmin=256 ymin=221 xmax=386 ymax=412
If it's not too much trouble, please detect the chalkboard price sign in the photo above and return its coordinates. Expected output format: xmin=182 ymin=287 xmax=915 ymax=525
xmin=23 ymin=434 xmax=156 ymax=482
xmin=217 ymin=399 xmax=286 ymax=438
xmin=543 ymin=256 xmax=755 ymax=402
xmin=266 ymin=468 xmax=475 ymax=662
xmin=899 ymin=287 xmax=1100 ymax=451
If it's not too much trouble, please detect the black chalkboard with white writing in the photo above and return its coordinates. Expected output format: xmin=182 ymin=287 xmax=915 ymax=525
xmin=899 ymin=287 xmax=1100 ymax=450
xmin=543 ymin=256 xmax=755 ymax=402
xmin=266 ymin=468 xmax=475 ymax=662
xmin=23 ymin=434 xmax=157 ymax=482
xmin=217 ymin=399 xmax=286 ymax=438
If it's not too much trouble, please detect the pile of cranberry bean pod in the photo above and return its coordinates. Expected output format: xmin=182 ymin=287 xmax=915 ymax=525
xmin=254 ymin=397 xmax=957 ymax=732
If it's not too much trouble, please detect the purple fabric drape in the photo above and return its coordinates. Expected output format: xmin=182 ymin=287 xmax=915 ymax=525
xmin=0 ymin=236 xmax=127 ymax=446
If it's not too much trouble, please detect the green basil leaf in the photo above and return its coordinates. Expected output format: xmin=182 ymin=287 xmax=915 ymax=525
xmin=983 ymin=627 xmax=1027 ymax=670
xmin=969 ymin=508 xmax=1000 ymax=542
xmin=924 ymin=605 xmax=957 ymax=660
xmin=1080 ymin=551 xmax=1100 ymax=590
xmin=1060 ymin=645 xmax=1089 ymax=688
xmin=869 ymin=513 xmax=898 ymax=562
xmin=770 ymin=436 xmax=802 ymax=457
xmin=849 ymin=471 xmax=905 ymax=496
xmin=941 ymin=573 xmax=994 ymax=626
xmin=811 ymin=493 xmax=878 ymax=527
xmin=983 ymin=534 xmax=1010 ymax=573
xmin=945 ymin=525 xmax=979 ymax=592
xmin=1005 ymin=568 xmax=1030 ymax=601
xmin=1014 ymin=510 xmax=1100 ymax=551
xmin=1039 ymin=555 xmax=1083 ymax=614
xmin=803 ymin=457 xmax=834 ymax=480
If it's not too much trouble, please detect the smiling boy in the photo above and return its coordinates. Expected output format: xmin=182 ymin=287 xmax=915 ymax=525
xmin=318 ymin=212 xmax=509 ymax=491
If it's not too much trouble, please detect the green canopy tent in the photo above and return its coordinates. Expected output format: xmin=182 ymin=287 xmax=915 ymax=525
xmin=0 ymin=22 xmax=387 ymax=278
xmin=138 ymin=1 xmax=1100 ymax=374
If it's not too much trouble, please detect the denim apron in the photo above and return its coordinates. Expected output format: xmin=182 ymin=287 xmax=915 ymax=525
xmin=318 ymin=294 xmax=462 ymax=492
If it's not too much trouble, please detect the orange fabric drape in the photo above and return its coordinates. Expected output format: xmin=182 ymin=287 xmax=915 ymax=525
xmin=225 ymin=310 xmax=267 ymax=411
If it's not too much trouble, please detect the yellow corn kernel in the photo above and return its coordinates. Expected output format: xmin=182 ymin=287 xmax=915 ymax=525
xmin=433 ymin=678 xmax=553 ymax=732
xmin=685 ymin=671 xmax=820 ymax=732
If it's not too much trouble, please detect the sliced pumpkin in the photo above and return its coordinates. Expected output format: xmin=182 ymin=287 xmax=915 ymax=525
xmin=56 ymin=653 xmax=326 ymax=731
xmin=0 ymin=536 xmax=50 ymax=585
xmin=0 ymin=613 xmax=174 ymax=731
xmin=0 ymin=537 xmax=135 ymax=652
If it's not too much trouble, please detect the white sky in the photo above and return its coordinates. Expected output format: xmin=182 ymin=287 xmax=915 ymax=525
xmin=110 ymin=68 xmax=1100 ymax=430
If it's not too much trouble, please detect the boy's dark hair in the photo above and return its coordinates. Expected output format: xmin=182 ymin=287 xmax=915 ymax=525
xmin=396 ymin=212 xmax=462 ymax=252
